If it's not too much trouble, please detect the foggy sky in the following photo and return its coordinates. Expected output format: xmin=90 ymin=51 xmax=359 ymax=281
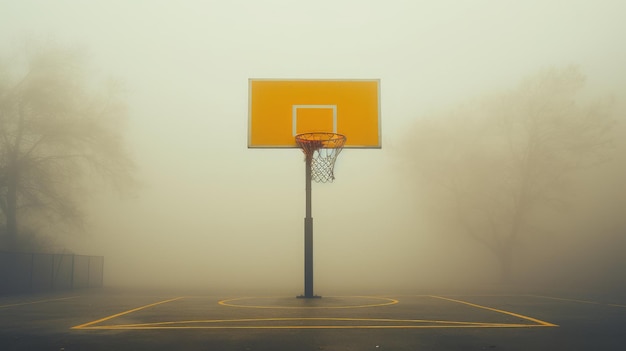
xmin=1 ymin=0 xmax=625 ymax=293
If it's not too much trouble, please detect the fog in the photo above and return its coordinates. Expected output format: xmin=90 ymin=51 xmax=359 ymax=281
xmin=2 ymin=0 xmax=625 ymax=295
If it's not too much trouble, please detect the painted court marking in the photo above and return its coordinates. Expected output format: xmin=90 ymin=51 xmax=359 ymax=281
xmin=0 ymin=296 xmax=79 ymax=309
xmin=72 ymin=297 xmax=184 ymax=329
xmin=529 ymin=295 xmax=626 ymax=308
xmin=431 ymin=295 xmax=557 ymax=327
xmin=72 ymin=295 xmax=558 ymax=330
xmin=218 ymin=296 xmax=398 ymax=309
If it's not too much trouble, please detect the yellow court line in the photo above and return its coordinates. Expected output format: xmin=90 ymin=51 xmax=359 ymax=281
xmin=218 ymin=296 xmax=398 ymax=309
xmin=529 ymin=295 xmax=626 ymax=308
xmin=608 ymin=303 xmax=626 ymax=308
xmin=77 ymin=317 xmax=550 ymax=330
xmin=75 ymin=316 xmax=554 ymax=330
xmin=76 ymin=313 xmax=553 ymax=330
xmin=79 ymin=324 xmax=549 ymax=330
xmin=529 ymin=295 xmax=600 ymax=305
xmin=0 ymin=296 xmax=79 ymax=309
xmin=79 ymin=317 xmax=505 ymax=328
xmin=430 ymin=295 xmax=558 ymax=327
xmin=72 ymin=297 xmax=183 ymax=329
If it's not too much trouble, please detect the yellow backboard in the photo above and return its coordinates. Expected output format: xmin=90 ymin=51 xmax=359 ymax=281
xmin=248 ymin=79 xmax=381 ymax=148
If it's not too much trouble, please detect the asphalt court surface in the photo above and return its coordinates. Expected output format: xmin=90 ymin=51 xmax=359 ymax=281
xmin=1 ymin=289 xmax=626 ymax=350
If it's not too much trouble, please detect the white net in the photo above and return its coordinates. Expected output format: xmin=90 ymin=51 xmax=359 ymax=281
xmin=295 ymin=133 xmax=346 ymax=183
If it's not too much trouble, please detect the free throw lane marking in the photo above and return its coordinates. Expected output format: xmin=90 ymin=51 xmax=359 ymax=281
xmin=72 ymin=297 xmax=183 ymax=329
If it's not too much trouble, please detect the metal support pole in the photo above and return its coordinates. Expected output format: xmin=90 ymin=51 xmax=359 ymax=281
xmin=299 ymin=153 xmax=319 ymax=298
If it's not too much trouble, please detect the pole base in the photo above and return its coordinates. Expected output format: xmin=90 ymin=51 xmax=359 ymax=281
xmin=296 ymin=295 xmax=322 ymax=299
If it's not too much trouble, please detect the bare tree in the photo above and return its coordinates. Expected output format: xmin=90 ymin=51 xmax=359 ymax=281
xmin=406 ymin=67 xmax=614 ymax=282
xmin=0 ymin=45 xmax=134 ymax=251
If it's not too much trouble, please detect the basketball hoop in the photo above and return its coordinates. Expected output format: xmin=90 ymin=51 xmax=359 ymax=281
xmin=295 ymin=132 xmax=346 ymax=183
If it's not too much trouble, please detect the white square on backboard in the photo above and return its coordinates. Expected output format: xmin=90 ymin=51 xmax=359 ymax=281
xmin=292 ymin=105 xmax=337 ymax=136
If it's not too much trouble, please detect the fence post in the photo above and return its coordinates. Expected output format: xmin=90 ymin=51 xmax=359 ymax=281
xmin=50 ymin=254 xmax=54 ymax=290
xmin=70 ymin=254 xmax=75 ymax=289
xmin=87 ymin=256 xmax=91 ymax=288
xmin=30 ymin=253 xmax=35 ymax=291
xmin=100 ymin=256 xmax=104 ymax=287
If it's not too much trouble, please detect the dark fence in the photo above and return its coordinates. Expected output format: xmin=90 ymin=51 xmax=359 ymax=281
xmin=0 ymin=251 xmax=103 ymax=294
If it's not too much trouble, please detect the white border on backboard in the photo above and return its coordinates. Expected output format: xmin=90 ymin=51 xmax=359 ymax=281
xmin=292 ymin=105 xmax=337 ymax=136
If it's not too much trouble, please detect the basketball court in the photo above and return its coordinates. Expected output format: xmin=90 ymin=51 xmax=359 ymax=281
xmin=3 ymin=80 xmax=624 ymax=350
xmin=1 ymin=289 xmax=626 ymax=350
